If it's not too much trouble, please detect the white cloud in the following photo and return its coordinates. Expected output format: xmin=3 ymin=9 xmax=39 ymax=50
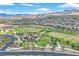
xmin=59 ymin=3 xmax=79 ymax=8
xmin=36 ymin=8 xmax=53 ymax=14
xmin=36 ymin=8 xmax=51 ymax=11
xmin=0 ymin=9 xmax=40 ymax=14
xmin=0 ymin=10 xmax=18 ymax=14
xmin=0 ymin=10 xmax=4 ymax=13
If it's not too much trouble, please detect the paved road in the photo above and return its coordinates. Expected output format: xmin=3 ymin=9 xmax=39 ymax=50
xmin=0 ymin=35 xmax=16 ymax=51
xmin=0 ymin=34 xmax=78 ymax=56
xmin=0 ymin=51 xmax=77 ymax=56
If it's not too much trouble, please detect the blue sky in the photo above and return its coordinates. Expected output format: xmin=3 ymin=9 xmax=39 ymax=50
xmin=0 ymin=3 xmax=79 ymax=14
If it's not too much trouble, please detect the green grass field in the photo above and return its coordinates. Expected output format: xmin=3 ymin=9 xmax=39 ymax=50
xmin=1 ymin=25 xmax=79 ymax=50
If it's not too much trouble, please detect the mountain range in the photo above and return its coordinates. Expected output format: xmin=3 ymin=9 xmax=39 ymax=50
xmin=0 ymin=9 xmax=79 ymax=16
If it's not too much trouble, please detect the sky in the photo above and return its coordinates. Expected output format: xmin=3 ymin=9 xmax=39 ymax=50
xmin=0 ymin=0 xmax=79 ymax=14
xmin=0 ymin=3 xmax=65 ymax=14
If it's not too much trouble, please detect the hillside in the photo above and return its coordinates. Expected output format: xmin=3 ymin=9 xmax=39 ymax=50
xmin=0 ymin=13 xmax=79 ymax=33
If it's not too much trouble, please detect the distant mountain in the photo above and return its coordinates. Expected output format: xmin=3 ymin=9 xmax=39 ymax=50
xmin=0 ymin=13 xmax=8 ymax=16
xmin=0 ymin=13 xmax=32 ymax=16
xmin=57 ymin=9 xmax=79 ymax=15
xmin=1 ymin=8 xmax=79 ymax=17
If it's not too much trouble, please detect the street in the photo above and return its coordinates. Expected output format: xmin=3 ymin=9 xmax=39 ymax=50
xmin=0 ymin=51 xmax=77 ymax=56
xmin=0 ymin=35 xmax=16 ymax=51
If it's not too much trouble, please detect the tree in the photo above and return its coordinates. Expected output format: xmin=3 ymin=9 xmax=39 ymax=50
xmin=71 ymin=44 xmax=75 ymax=48
xmin=66 ymin=40 xmax=70 ymax=45
xmin=50 ymin=37 xmax=57 ymax=49
xmin=37 ymin=37 xmax=49 ymax=47
xmin=21 ymin=41 xmax=29 ymax=49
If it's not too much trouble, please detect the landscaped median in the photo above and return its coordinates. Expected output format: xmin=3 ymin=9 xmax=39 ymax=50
xmin=0 ymin=35 xmax=10 ymax=48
